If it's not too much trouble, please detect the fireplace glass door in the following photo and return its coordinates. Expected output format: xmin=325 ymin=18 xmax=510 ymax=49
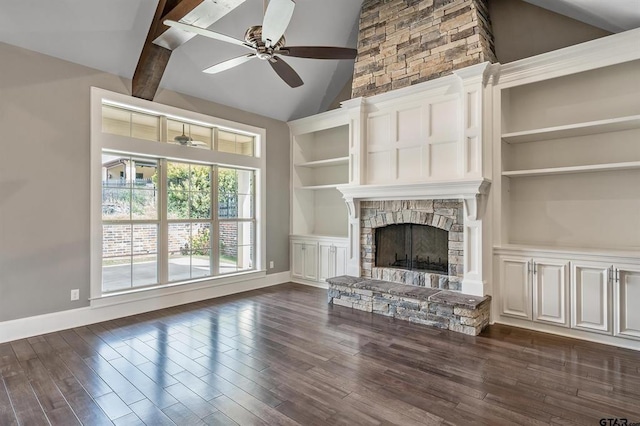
xmin=375 ymin=224 xmax=448 ymax=273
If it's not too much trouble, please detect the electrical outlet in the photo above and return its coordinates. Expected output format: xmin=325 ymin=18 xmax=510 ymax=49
xmin=70 ymin=289 xmax=79 ymax=301
xmin=269 ymin=261 xmax=274 ymax=269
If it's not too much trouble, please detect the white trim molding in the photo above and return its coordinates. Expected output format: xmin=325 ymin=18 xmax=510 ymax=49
xmin=497 ymin=27 xmax=640 ymax=87
xmin=0 ymin=271 xmax=291 ymax=344
xmin=337 ymin=178 xmax=491 ymax=220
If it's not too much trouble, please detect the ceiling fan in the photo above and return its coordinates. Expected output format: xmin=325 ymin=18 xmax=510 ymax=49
xmin=165 ymin=0 xmax=357 ymax=88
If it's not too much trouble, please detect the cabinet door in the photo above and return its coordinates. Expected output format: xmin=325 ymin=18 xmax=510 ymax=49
xmin=615 ymin=265 xmax=640 ymax=339
xmin=532 ymin=259 xmax=569 ymax=327
xmin=499 ymin=256 xmax=532 ymax=320
xmin=333 ymin=244 xmax=347 ymax=277
xmin=318 ymin=243 xmax=333 ymax=282
xmin=571 ymin=262 xmax=611 ymax=334
xmin=303 ymin=242 xmax=318 ymax=281
xmin=291 ymin=240 xmax=306 ymax=279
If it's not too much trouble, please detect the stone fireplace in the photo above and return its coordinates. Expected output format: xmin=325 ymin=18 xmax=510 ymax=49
xmin=361 ymin=199 xmax=464 ymax=290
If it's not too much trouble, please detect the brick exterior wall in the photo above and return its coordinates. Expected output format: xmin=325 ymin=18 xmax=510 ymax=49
xmin=352 ymin=0 xmax=496 ymax=98
xmin=103 ymin=223 xmax=238 ymax=258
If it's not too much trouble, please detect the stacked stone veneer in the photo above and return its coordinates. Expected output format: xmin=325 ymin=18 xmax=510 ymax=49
xmin=361 ymin=200 xmax=464 ymax=291
xmin=352 ymin=0 xmax=496 ymax=98
xmin=328 ymin=276 xmax=490 ymax=335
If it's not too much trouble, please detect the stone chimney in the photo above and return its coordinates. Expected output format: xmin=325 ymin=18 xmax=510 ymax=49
xmin=352 ymin=0 xmax=496 ymax=98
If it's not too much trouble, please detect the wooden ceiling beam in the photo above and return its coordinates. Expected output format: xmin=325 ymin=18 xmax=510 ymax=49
xmin=132 ymin=0 xmax=204 ymax=100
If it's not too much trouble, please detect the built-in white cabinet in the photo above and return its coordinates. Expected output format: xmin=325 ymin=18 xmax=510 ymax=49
xmin=498 ymin=256 xmax=531 ymax=320
xmin=319 ymin=241 xmax=347 ymax=282
xmin=498 ymin=255 xmax=569 ymax=326
xmin=291 ymin=239 xmax=318 ymax=282
xmin=615 ymin=265 xmax=640 ymax=339
xmin=291 ymin=236 xmax=348 ymax=285
xmin=496 ymin=248 xmax=640 ymax=344
xmin=571 ymin=261 xmax=611 ymax=334
xmin=533 ymin=259 xmax=570 ymax=327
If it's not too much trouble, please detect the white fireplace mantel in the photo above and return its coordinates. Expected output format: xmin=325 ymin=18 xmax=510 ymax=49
xmin=337 ymin=178 xmax=491 ymax=220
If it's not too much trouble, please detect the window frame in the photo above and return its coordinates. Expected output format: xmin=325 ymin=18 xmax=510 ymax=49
xmin=90 ymin=87 xmax=266 ymax=307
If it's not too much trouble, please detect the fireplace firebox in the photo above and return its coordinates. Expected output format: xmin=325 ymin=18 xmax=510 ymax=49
xmin=375 ymin=224 xmax=448 ymax=274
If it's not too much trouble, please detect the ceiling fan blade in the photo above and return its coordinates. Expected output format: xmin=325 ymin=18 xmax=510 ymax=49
xmin=262 ymin=0 xmax=295 ymax=47
xmin=203 ymin=54 xmax=256 ymax=74
xmin=276 ymin=46 xmax=358 ymax=60
xmin=268 ymin=56 xmax=303 ymax=88
xmin=164 ymin=20 xmax=253 ymax=49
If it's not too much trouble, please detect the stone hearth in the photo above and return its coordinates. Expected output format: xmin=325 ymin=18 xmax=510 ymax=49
xmin=327 ymin=275 xmax=491 ymax=335
xmin=361 ymin=199 xmax=464 ymax=290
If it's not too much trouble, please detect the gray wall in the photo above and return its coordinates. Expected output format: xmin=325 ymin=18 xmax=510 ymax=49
xmin=0 ymin=42 xmax=290 ymax=322
xmin=488 ymin=0 xmax=611 ymax=63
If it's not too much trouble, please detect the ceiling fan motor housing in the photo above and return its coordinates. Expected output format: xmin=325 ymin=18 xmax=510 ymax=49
xmin=245 ymin=25 xmax=285 ymax=59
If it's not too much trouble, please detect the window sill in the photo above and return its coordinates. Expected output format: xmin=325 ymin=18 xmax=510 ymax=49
xmin=90 ymin=270 xmax=266 ymax=309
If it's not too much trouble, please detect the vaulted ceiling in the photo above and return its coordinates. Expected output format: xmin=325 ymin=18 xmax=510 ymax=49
xmin=0 ymin=0 xmax=637 ymax=121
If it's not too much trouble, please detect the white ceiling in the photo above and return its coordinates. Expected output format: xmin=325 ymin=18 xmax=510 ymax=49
xmin=0 ymin=0 xmax=637 ymax=122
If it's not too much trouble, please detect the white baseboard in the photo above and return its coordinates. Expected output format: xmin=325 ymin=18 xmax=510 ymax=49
xmin=291 ymin=277 xmax=329 ymax=289
xmin=495 ymin=317 xmax=640 ymax=351
xmin=0 ymin=271 xmax=290 ymax=344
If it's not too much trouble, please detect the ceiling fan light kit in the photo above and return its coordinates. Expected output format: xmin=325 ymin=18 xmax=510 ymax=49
xmin=164 ymin=0 xmax=357 ymax=88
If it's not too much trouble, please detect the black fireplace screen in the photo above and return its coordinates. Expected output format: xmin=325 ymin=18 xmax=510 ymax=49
xmin=375 ymin=224 xmax=448 ymax=273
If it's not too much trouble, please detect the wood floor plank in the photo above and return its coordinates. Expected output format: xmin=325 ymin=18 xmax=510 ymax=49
xmin=0 ymin=378 xmax=18 ymax=426
xmin=3 ymin=371 xmax=50 ymax=425
xmin=108 ymin=357 xmax=177 ymax=409
xmin=129 ymin=398 xmax=176 ymax=426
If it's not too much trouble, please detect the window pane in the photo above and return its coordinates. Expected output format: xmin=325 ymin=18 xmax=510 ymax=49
xmin=191 ymin=124 xmax=212 ymax=149
xmin=102 ymin=256 xmax=131 ymax=292
xmin=102 ymin=188 xmax=130 ymax=220
xmin=167 ymin=190 xmax=189 ymax=219
xmin=133 ymin=254 xmax=157 ymax=287
xmin=192 ymin=250 xmax=211 ymax=278
xmin=236 ymin=194 xmax=253 ymax=219
xmin=167 ymin=119 xmax=187 ymax=144
xmin=133 ymin=224 xmax=157 ymax=256
xmin=219 ymin=221 xmax=254 ymax=274
xmin=190 ymin=165 xmax=211 ymax=192
xmin=131 ymin=189 xmax=158 ymax=220
xmin=168 ymin=223 xmax=211 ymax=281
xmin=219 ymin=168 xmax=253 ymax=219
xmin=169 ymin=251 xmax=191 ymax=282
xmin=218 ymin=130 xmax=254 ymax=157
xmin=218 ymin=130 xmax=236 ymax=154
xmin=167 ymin=162 xmax=190 ymax=190
xmin=167 ymin=120 xmax=213 ymax=149
xmin=102 ymin=105 xmax=131 ymax=137
xmin=103 ymin=224 xmax=132 ymax=257
xmin=131 ymin=112 xmax=159 ymax=141
xmin=190 ymin=192 xmax=211 ymax=219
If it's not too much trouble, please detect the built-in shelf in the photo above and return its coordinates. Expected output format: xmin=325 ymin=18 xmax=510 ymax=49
xmin=502 ymin=161 xmax=640 ymax=177
xmin=295 ymin=157 xmax=349 ymax=168
xmin=502 ymin=115 xmax=640 ymax=144
xmin=295 ymin=184 xmax=342 ymax=190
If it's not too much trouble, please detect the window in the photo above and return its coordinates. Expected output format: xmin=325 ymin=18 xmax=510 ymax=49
xmin=218 ymin=168 xmax=255 ymax=274
xmin=92 ymin=88 xmax=265 ymax=301
xmin=101 ymin=155 xmax=159 ymax=292
xmin=102 ymin=105 xmax=160 ymax=141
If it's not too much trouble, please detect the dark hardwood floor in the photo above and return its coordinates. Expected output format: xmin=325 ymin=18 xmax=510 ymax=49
xmin=1 ymin=283 xmax=639 ymax=425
